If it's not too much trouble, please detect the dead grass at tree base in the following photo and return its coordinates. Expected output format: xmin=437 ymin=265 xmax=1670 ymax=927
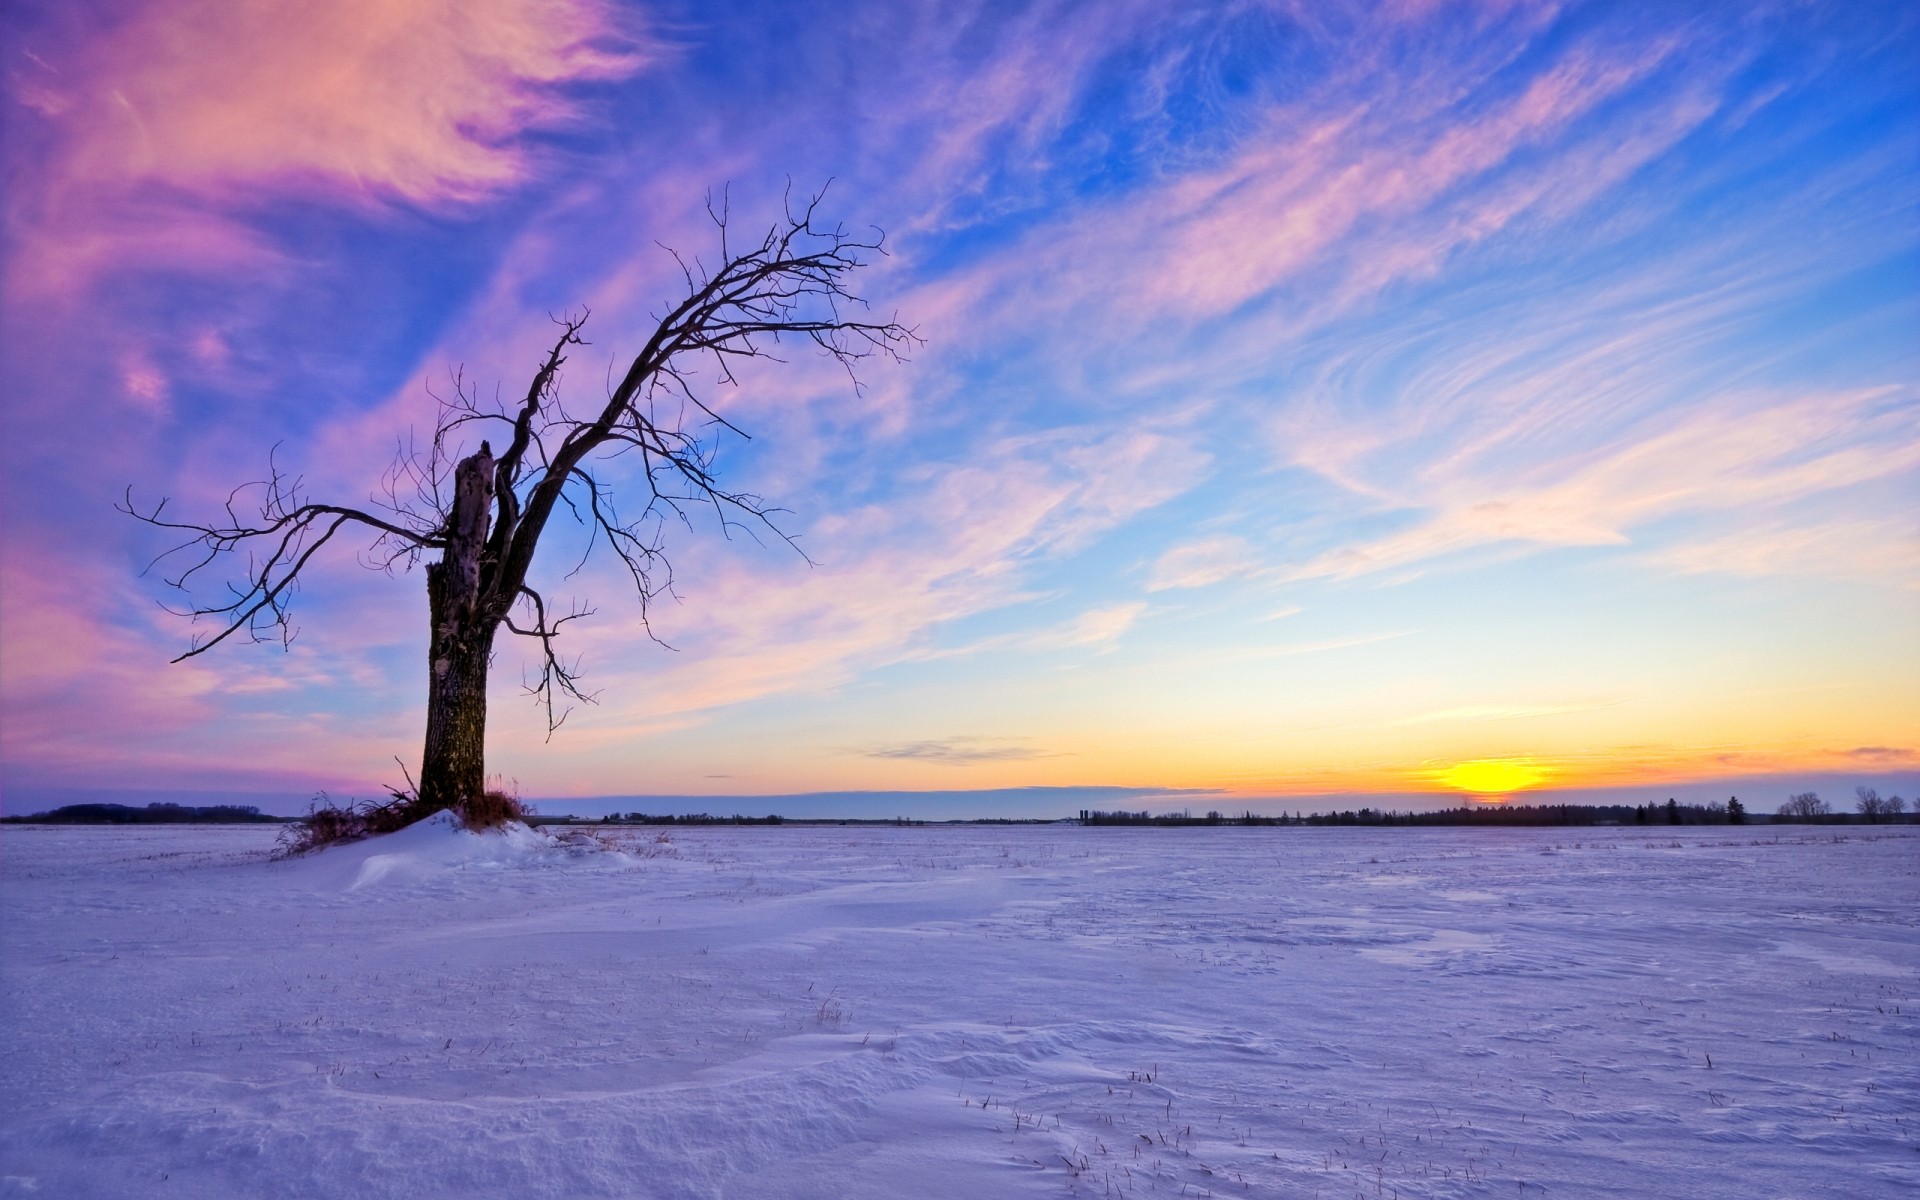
xmin=278 ymin=787 xmax=529 ymax=856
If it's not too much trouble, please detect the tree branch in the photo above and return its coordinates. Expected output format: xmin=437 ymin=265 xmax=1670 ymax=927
xmin=129 ymin=186 xmax=914 ymax=743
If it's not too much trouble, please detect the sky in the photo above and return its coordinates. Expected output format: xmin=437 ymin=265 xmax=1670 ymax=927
xmin=1 ymin=0 xmax=1915 ymax=819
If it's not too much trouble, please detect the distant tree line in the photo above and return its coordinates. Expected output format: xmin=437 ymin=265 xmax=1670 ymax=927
xmin=1777 ymin=788 xmax=1909 ymax=823
xmin=1081 ymin=795 xmax=1914 ymax=827
xmin=596 ymin=812 xmax=788 ymax=826
xmin=1081 ymin=804 xmax=1718 ymax=827
xmin=4 ymin=802 xmax=289 ymax=825
xmin=575 ymin=813 xmax=1055 ymax=827
xmin=1079 ymin=809 xmax=1280 ymax=826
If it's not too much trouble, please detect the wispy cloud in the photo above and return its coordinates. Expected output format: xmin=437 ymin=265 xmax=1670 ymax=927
xmin=914 ymin=8 xmax=1719 ymax=351
xmin=1148 ymin=535 xmax=1258 ymax=591
xmin=863 ymin=737 xmax=1056 ymax=766
xmin=0 ymin=538 xmax=405 ymax=792
xmin=934 ymin=602 xmax=1151 ymax=660
xmin=1843 ymin=746 xmax=1915 ymax=765
xmin=1389 ymin=701 xmax=1622 ymax=727
xmin=1282 ymin=386 xmax=1918 ymax=584
xmin=1632 ymin=515 xmax=1920 ymax=588
xmin=464 ymin=424 xmax=1207 ymax=743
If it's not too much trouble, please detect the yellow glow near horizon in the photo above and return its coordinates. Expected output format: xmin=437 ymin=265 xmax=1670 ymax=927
xmin=1439 ymin=758 xmax=1550 ymax=798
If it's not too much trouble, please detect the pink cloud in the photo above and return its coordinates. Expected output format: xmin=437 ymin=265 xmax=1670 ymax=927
xmin=1283 ymin=387 xmax=1920 ymax=583
xmin=955 ymin=33 xmax=1680 ymax=334
xmin=1148 ymin=535 xmax=1258 ymax=591
xmin=114 ymin=349 xmax=169 ymax=414
xmin=62 ymin=0 xmax=640 ymax=202
xmin=0 ymin=541 xmax=226 ymax=783
xmin=927 ymin=601 xmax=1152 ymax=662
xmin=1632 ymin=516 xmax=1920 ymax=588
xmin=1 ymin=521 xmax=432 ymax=793
xmin=7 ymin=0 xmax=647 ymax=299
xmin=3 ymin=196 xmax=281 ymax=303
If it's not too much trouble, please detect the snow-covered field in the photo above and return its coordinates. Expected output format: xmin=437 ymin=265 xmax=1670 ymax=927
xmin=2 ymin=818 xmax=1914 ymax=1199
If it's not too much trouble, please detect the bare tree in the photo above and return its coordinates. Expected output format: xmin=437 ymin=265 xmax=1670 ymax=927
xmin=1776 ymin=792 xmax=1830 ymax=821
xmin=125 ymin=192 xmax=916 ymax=818
xmin=1852 ymin=786 xmax=1905 ymax=822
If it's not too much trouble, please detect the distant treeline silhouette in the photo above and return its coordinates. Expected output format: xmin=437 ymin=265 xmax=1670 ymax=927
xmin=5 ymin=802 xmax=289 ymax=825
xmin=1075 ymin=799 xmax=1879 ymax=827
xmin=580 ymin=813 xmax=1039 ymax=827
xmin=596 ymin=812 xmax=788 ymax=826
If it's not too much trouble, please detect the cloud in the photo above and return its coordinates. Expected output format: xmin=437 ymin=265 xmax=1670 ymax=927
xmin=1389 ymin=701 xmax=1622 ymax=727
xmin=1144 ymin=46 xmax=1675 ymax=320
xmin=116 ymin=351 xmax=170 ymax=415
xmin=862 ymin=0 xmax=1154 ymax=238
xmin=864 ymin=737 xmax=1056 ymax=766
xmin=64 ymin=0 xmax=640 ymax=202
xmin=934 ymin=602 xmax=1151 ymax=661
xmin=1632 ymin=515 xmax=1920 ymax=588
xmin=919 ymin=12 xmax=1705 ymax=351
xmin=468 ymin=422 xmax=1209 ymax=747
xmin=0 ymin=537 xmax=403 ymax=792
xmin=1843 ymin=746 xmax=1915 ymax=765
xmin=1148 ymin=535 xmax=1257 ymax=591
xmin=1021 ymin=602 xmax=1149 ymax=651
xmin=6 ymin=0 xmax=647 ymax=297
xmin=982 ymin=603 xmax=1148 ymax=655
xmin=1282 ymin=384 xmax=1919 ymax=584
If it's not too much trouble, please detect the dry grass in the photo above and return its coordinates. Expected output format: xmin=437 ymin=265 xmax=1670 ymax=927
xmin=457 ymin=787 xmax=529 ymax=830
xmin=278 ymin=785 xmax=529 ymax=856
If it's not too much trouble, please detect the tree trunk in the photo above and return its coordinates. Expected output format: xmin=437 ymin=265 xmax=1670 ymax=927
xmin=418 ymin=444 xmax=497 ymax=813
xmin=418 ymin=630 xmax=492 ymax=811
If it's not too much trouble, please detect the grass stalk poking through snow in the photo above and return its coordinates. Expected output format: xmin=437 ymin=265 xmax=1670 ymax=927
xmin=276 ymin=786 xmax=529 ymax=855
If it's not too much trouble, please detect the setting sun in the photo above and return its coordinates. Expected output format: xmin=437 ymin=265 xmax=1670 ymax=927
xmin=1439 ymin=759 xmax=1551 ymax=798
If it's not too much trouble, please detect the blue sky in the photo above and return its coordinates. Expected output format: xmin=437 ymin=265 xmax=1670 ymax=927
xmin=2 ymin=0 xmax=1915 ymax=817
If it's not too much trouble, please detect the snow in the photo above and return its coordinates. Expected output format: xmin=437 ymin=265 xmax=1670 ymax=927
xmin=2 ymin=821 xmax=1914 ymax=1199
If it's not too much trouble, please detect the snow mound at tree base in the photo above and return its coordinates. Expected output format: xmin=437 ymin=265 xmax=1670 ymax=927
xmin=288 ymin=810 xmax=631 ymax=890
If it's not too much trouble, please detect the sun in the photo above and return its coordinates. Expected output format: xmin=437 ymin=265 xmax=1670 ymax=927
xmin=1438 ymin=758 xmax=1550 ymax=799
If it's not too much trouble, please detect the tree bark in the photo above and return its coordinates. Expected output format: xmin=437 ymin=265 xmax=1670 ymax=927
xmin=418 ymin=445 xmax=497 ymax=812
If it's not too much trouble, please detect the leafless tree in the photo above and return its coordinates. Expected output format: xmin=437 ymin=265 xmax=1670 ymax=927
xmin=125 ymin=191 xmax=916 ymax=817
xmin=1776 ymin=791 xmax=1830 ymax=821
